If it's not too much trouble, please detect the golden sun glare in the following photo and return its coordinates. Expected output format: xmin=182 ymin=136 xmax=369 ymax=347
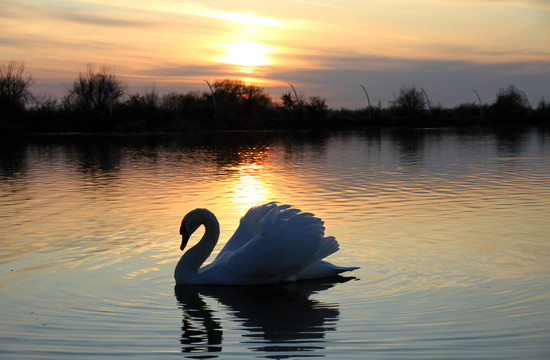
xmin=233 ymin=163 xmax=268 ymax=206
xmin=217 ymin=41 xmax=273 ymax=69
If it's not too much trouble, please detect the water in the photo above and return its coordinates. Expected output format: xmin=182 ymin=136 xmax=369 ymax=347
xmin=1 ymin=128 xmax=549 ymax=359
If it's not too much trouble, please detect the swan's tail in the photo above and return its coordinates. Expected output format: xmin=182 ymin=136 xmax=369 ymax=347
xmin=332 ymin=265 xmax=360 ymax=273
xmin=293 ymin=260 xmax=359 ymax=280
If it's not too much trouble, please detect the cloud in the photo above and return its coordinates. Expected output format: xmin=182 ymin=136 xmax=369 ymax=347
xmin=136 ymin=63 xmax=233 ymax=79
xmin=155 ymin=1 xmax=285 ymax=27
xmin=0 ymin=36 xmax=21 ymax=47
xmin=291 ymin=0 xmax=349 ymax=10
xmin=51 ymin=8 xmax=159 ymax=28
xmin=432 ymin=0 xmax=550 ymax=10
xmin=0 ymin=0 xmax=160 ymax=28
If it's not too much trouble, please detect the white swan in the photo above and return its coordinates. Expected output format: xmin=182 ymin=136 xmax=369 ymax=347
xmin=175 ymin=202 xmax=358 ymax=285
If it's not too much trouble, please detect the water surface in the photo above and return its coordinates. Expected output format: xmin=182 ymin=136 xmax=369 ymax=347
xmin=1 ymin=128 xmax=549 ymax=359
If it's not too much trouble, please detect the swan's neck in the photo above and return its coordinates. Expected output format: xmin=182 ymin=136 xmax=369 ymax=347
xmin=178 ymin=211 xmax=220 ymax=273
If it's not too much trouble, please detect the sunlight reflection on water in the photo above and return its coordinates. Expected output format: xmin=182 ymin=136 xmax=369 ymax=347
xmin=1 ymin=129 xmax=550 ymax=359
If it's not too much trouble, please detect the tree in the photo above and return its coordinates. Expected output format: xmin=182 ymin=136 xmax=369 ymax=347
xmin=306 ymin=96 xmax=328 ymax=113
xmin=211 ymin=79 xmax=272 ymax=119
xmin=212 ymin=79 xmax=270 ymax=104
xmin=390 ymin=85 xmax=426 ymax=115
xmin=0 ymin=60 xmax=33 ymax=112
xmin=493 ymin=85 xmax=529 ymax=119
xmin=65 ymin=64 xmax=125 ymax=114
xmin=161 ymin=91 xmax=206 ymax=116
xmin=281 ymin=92 xmax=294 ymax=110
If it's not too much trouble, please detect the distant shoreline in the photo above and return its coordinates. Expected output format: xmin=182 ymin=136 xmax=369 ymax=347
xmin=1 ymin=116 xmax=548 ymax=138
xmin=1 ymin=72 xmax=548 ymax=133
xmin=1 ymin=108 xmax=548 ymax=135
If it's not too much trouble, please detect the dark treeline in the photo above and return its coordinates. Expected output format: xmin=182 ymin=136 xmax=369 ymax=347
xmin=1 ymin=61 xmax=549 ymax=133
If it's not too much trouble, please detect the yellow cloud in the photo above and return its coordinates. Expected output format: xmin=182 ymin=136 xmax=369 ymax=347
xmin=156 ymin=1 xmax=286 ymax=27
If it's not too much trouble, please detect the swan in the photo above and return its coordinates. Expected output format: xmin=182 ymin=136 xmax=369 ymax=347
xmin=175 ymin=202 xmax=358 ymax=285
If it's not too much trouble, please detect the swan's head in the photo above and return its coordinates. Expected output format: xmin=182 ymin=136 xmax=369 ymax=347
xmin=179 ymin=208 xmax=211 ymax=251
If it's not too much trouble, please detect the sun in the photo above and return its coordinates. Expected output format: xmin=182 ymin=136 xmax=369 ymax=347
xmin=217 ymin=40 xmax=273 ymax=68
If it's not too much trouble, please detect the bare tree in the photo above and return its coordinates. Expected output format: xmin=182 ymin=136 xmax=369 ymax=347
xmin=66 ymin=64 xmax=125 ymax=113
xmin=0 ymin=60 xmax=33 ymax=111
xmin=390 ymin=85 xmax=426 ymax=115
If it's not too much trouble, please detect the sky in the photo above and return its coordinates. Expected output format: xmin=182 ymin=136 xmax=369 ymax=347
xmin=1 ymin=0 xmax=549 ymax=109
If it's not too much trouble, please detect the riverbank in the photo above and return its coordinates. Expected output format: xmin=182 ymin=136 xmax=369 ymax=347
xmin=2 ymin=105 xmax=549 ymax=134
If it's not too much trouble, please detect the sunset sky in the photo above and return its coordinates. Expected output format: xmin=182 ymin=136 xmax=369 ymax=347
xmin=1 ymin=0 xmax=549 ymax=108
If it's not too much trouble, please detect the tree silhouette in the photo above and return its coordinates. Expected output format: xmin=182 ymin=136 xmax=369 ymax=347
xmin=212 ymin=79 xmax=269 ymax=104
xmin=65 ymin=64 xmax=125 ymax=114
xmin=211 ymin=79 xmax=272 ymax=121
xmin=0 ymin=61 xmax=33 ymax=112
xmin=281 ymin=92 xmax=294 ymax=110
xmin=493 ymin=85 xmax=529 ymax=119
xmin=390 ymin=85 xmax=426 ymax=115
xmin=306 ymin=96 xmax=328 ymax=113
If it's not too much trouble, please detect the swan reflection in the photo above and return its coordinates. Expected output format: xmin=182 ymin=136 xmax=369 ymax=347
xmin=175 ymin=277 xmax=352 ymax=358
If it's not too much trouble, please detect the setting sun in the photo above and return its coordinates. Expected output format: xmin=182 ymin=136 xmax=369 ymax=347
xmin=217 ymin=41 xmax=273 ymax=69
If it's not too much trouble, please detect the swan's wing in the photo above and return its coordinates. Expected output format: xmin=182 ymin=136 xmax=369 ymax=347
xmin=216 ymin=202 xmax=279 ymax=256
xmin=206 ymin=204 xmax=340 ymax=284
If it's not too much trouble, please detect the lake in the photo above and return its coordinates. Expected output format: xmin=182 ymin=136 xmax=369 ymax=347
xmin=1 ymin=128 xmax=549 ymax=359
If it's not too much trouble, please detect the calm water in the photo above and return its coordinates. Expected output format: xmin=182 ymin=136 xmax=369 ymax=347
xmin=1 ymin=128 xmax=549 ymax=359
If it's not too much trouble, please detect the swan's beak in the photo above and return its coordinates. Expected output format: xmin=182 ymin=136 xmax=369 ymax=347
xmin=180 ymin=230 xmax=190 ymax=251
